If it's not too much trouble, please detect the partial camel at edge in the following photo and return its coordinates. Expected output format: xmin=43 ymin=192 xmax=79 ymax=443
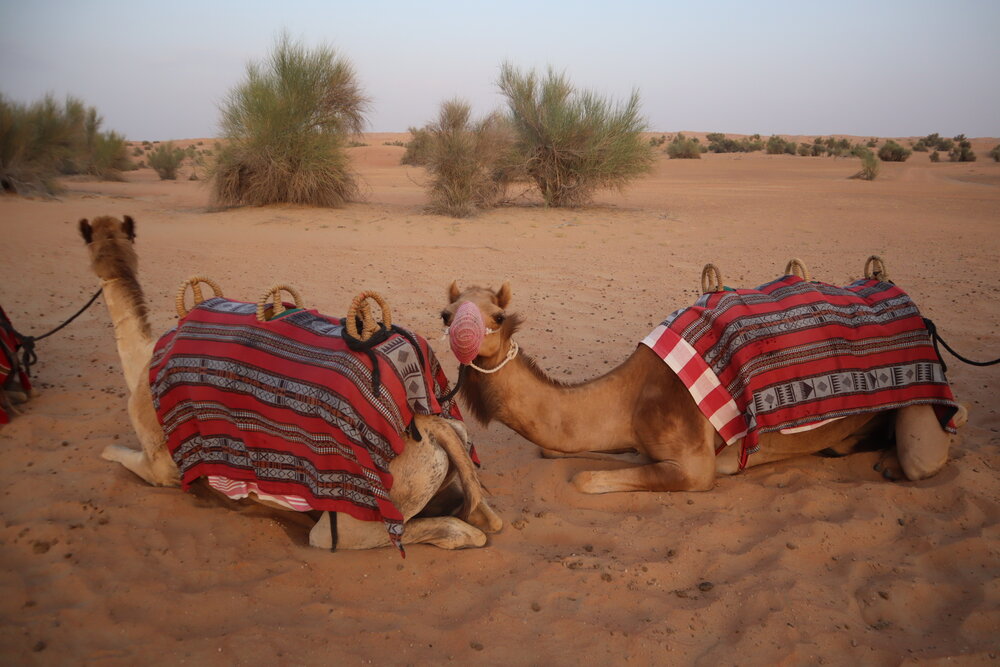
xmin=442 ymin=281 xmax=967 ymax=495
xmin=78 ymin=214 xmax=501 ymax=550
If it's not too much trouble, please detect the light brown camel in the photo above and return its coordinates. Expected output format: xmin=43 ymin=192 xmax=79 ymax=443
xmin=442 ymin=281 xmax=966 ymax=494
xmin=79 ymin=214 xmax=501 ymax=550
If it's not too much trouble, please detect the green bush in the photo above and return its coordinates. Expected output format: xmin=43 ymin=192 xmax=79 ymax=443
xmin=797 ymin=142 xmax=812 ymax=156
xmin=877 ymin=140 xmax=911 ymax=162
xmin=648 ymin=134 xmax=667 ymax=147
xmin=147 ymin=141 xmax=185 ymax=179
xmin=850 ymin=148 xmax=880 ymax=180
xmin=990 ymin=144 xmax=1000 ymax=162
xmin=666 ymin=133 xmax=701 ymax=159
xmin=0 ymin=93 xmax=129 ymax=194
xmin=706 ymin=133 xmax=763 ymax=153
xmin=912 ymin=140 xmax=928 ymax=152
xmin=401 ymin=126 xmax=431 ymax=166
xmin=383 ymin=140 xmax=406 ymax=147
xmin=423 ymin=99 xmax=517 ymax=217
xmin=210 ymin=33 xmax=370 ymax=207
xmin=948 ymin=139 xmax=977 ymax=162
xmin=497 ymin=63 xmax=654 ymax=206
xmin=930 ymin=151 xmax=940 ymax=162
xmin=766 ymin=135 xmax=792 ymax=154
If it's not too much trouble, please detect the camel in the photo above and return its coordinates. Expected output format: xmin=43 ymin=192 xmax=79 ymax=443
xmin=442 ymin=281 xmax=966 ymax=494
xmin=79 ymin=214 xmax=501 ymax=550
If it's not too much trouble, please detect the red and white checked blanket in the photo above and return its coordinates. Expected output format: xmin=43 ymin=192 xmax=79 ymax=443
xmin=150 ymin=297 xmax=470 ymax=551
xmin=642 ymin=275 xmax=958 ymax=469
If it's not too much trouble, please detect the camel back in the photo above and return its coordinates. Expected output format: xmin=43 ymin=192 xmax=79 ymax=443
xmin=149 ymin=297 xmax=467 ymax=551
xmin=643 ymin=275 xmax=958 ymax=469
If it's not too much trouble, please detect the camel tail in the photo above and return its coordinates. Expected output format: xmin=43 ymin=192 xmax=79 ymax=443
xmin=424 ymin=417 xmax=482 ymax=522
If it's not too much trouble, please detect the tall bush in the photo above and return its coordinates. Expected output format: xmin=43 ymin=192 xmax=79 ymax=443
xmin=0 ymin=93 xmax=129 ymax=194
xmin=850 ymin=148 xmax=880 ymax=180
xmin=497 ymin=63 xmax=654 ymax=206
xmin=423 ymin=99 xmax=517 ymax=217
xmin=401 ymin=126 xmax=432 ymax=166
xmin=948 ymin=138 xmax=977 ymax=162
xmin=211 ymin=33 xmax=370 ymax=207
xmin=990 ymin=144 xmax=1000 ymax=162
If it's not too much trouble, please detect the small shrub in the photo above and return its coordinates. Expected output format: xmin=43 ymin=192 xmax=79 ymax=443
xmin=797 ymin=143 xmax=812 ymax=156
xmin=383 ymin=140 xmax=406 ymax=147
xmin=132 ymin=146 xmax=144 ymax=157
xmin=347 ymin=140 xmax=368 ymax=147
xmin=148 ymin=141 xmax=185 ymax=179
xmin=948 ymin=139 xmax=976 ymax=162
xmin=423 ymin=99 xmax=517 ymax=217
xmin=866 ymin=138 xmax=878 ymax=148
xmin=878 ymin=140 xmax=911 ymax=162
xmin=766 ymin=135 xmax=792 ymax=154
xmin=706 ymin=133 xmax=763 ymax=153
xmin=648 ymin=134 xmax=666 ymax=147
xmin=930 ymin=151 xmax=940 ymax=162
xmin=912 ymin=140 xmax=928 ymax=152
xmin=401 ymin=126 xmax=432 ymax=166
xmin=989 ymin=144 xmax=1000 ymax=162
xmin=850 ymin=149 xmax=880 ymax=180
xmin=666 ymin=133 xmax=701 ymax=159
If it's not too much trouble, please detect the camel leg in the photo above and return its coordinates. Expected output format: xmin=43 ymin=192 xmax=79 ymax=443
xmin=467 ymin=497 xmax=503 ymax=534
xmin=310 ymin=431 xmax=488 ymax=550
xmin=572 ymin=455 xmax=716 ymax=494
xmin=104 ymin=366 xmax=179 ymax=487
xmin=894 ymin=404 xmax=957 ymax=481
xmin=540 ymin=447 xmax=640 ymax=462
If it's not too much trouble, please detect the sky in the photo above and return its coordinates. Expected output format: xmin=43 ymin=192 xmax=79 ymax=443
xmin=1 ymin=0 xmax=998 ymax=141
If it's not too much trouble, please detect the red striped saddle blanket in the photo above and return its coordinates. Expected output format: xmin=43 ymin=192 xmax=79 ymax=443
xmin=1 ymin=306 xmax=32 ymax=424
xmin=150 ymin=297 xmax=469 ymax=550
xmin=642 ymin=275 xmax=958 ymax=469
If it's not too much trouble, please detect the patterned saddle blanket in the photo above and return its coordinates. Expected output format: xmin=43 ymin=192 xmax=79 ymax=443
xmin=642 ymin=275 xmax=958 ymax=469
xmin=1 ymin=306 xmax=32 ymax=425
xmin=150 ymin=297 xmax=469 ymax=550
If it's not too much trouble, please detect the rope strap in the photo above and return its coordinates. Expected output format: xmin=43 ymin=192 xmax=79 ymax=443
xmin=923 ymin=318 xmax=1000 ymax=373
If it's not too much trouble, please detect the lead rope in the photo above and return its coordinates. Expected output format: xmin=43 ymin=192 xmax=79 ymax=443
xmin=923 ymin=318 xmax=1000 ymax=374
xmin=12 ymin=287 xmax=104 ymax=377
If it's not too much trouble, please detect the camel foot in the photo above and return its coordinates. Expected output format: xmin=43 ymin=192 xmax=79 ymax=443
xmin=895 ymin=404 xmax=951 ymax=481
xmin=469 ymin=498 xmax=503 ymax=534
xmin=572 ymin=459 xmax=715 ymax=494
xmin=102 ymin=444 xmax=179 ymax=487
xmin=317 ymin=512 xmax=488 ymax=551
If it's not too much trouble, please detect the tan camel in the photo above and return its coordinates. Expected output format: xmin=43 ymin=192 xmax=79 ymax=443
xmin=442 ymin=281 xmax=966 ymax=494
xmin=79 ymin=215 xmax=501 ymax=550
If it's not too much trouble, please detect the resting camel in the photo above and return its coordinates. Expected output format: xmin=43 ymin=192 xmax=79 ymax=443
xmin=79 ymin=214 xmax=501 ymax=550
xmin=442 ymin=281 xmax=965 ymax=494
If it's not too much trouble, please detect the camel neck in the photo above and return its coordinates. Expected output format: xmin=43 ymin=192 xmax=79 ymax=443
xmin=100 ymin=278 xmax=154 ymax=393
xmin=468 ymin=344 xmax=642 ymax=453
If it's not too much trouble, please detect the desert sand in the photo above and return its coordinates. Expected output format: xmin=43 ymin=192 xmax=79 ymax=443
xmin=1 ymin=134 xmax=998 ymax=664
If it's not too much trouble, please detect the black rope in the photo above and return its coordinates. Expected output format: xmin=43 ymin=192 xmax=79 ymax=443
xmin=6 ymin=288 xmax=103 ymax=377
xmin=437 ymin=363 xmax=468 ymax=404
xmin=923 ymin=317 xmax=1000 ymax=374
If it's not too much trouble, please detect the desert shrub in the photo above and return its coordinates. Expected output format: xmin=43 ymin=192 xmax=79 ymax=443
xmin=210 ymin=33 xmax=370 ymax=207
xmin=148 ymin=141 xmax=185 ymax=179
xmin=648 ymin=134 xmax=667 ymax=147
xmin=990 ymin=144 xmax=1000 ymax=162
xmin=877 ymin=140 xmax=911 ymax=162
xmin=930 ymin=151 xmax=940 ymax=162
xmin=666 ymin=133 xmax=701 ymax=159
xmin=948 ymin=138 xmax=977 ymax=162
xmin=866 ymin=138 xmax=878 ymax=148
xmin=497 ymin=63 xmax=654 ymax=206
xmin=401 ymin=126 xmax=431 ymax=165
xmin=422 ymin=99 xmax=518 ymax=217
xmin=850 ymin=148 xmax=880 ymax=180
xmin=706 ymin=133 xmax=763 ymax=153
xmin=347 ymin=140 xmax=368 ymax=147
xmin=132 ymin=146 xmax=144 ymax=157
xmin=912 ymin=140 xmax=928 ymax=152
xmin=0 ymin=93 xmax=129 ymax=194
xmin=923 ymin=133 xmax=953 ymax=152
xmin=797 ymin=142 xmax=812 ymax=156
xmin=383 ymin=140 xmax=406 ymax=147
xmin=766 ymin=135 xmax=792 ymax=154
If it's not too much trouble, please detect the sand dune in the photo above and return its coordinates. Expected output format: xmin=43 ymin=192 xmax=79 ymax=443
xmin=1 ymin=136 xmax=998 ymax=664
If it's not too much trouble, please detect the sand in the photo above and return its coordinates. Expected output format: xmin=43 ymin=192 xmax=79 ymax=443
xmin=2 ymin=134 xmax=999 ymax=664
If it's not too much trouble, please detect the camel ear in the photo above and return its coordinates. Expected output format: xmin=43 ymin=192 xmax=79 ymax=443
xmin=122 ymin=215 xmax=136 ymax=241
xmin=78 ymin=219 xmax=93 ymax=243
xmin=448 ymin=280 xmax=461 ymax=303
xmin=496 ymin=282 xmax=512 ymax=309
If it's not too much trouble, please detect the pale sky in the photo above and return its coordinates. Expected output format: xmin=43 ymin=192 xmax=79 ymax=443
xmin=2 ymin=0 xmax=998 ymax=141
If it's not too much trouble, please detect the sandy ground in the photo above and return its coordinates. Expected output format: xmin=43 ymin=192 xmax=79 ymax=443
xmin=2 ymin=134 xmax=999 ymax=664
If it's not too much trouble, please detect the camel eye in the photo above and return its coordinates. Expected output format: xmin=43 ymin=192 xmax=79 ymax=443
xmin=441 ymin=310 xmax=452 ymax=326
xmin=494 ymin=312 xmax=506 ymax=325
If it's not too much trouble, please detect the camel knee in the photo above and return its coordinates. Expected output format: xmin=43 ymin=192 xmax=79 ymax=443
xmin=895 ymin=405 xmax=952 ymax=481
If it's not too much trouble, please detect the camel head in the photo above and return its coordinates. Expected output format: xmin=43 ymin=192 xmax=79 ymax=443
xmin=78 ymin=215 xmax=138 ymax=281
xmin=442 ymin=281 xmax=518 ymax=361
